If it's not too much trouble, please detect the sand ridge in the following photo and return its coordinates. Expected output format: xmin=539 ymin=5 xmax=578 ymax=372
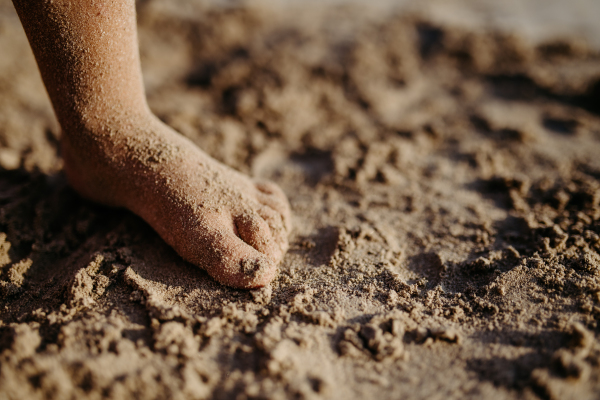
xmin=0 ymin=0 xmax=600 ymax=399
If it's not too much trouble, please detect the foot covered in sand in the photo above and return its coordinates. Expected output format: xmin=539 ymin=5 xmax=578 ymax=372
xmin=62 ymin=114 xmax=291 ymax=288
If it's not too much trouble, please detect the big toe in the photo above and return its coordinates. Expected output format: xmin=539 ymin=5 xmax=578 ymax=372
xmin=200 ymin=225 xmax=278 ymax=289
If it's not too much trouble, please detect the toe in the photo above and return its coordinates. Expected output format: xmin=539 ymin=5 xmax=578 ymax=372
xmin=254 ymin=181 xmax=292 ymax=233
xmin=256 ymin=192 xmax=292 ymax=231
xmin=255 ymin=205 xmax=289 ymax=255
xmin=200 ymin=225 xmax=279 ymax=289
xmin=254 ymin=180 xmax=284 ymax=197
xmin=235 ymin=210 xmax=283 ymax=262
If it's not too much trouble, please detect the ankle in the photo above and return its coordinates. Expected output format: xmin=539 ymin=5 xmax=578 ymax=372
xmin=59 ymin=106 xmax=155 ymax=146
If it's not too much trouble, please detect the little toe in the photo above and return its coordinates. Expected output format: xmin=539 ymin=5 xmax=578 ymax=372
xmin=254 ymin=180 xmax=283 ymax=197
xmin=200 ymin=227 xmax=278 ymax=289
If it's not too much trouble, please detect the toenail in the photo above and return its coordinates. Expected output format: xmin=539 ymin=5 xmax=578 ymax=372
xmin=240 ymin=258 xmax=269 ymax=277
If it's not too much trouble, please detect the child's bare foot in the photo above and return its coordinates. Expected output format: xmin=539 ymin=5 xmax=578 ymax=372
xmin=11 ymin=1 xmax=292 ymax=287
xmin=62 ymin=115 xmax=291 ymax=288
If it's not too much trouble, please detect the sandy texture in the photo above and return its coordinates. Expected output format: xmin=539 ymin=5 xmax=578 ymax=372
xmin=1 ymin=0 xmax=600 ymax=399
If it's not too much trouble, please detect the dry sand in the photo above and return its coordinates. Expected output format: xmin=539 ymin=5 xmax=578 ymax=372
xmin=1 ymin=0 xmax=600 ymax=399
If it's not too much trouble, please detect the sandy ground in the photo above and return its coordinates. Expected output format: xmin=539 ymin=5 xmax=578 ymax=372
xmin=1 ymin=0 xmax=600 ymax=399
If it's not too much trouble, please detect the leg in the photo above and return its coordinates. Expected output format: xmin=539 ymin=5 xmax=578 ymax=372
xmin=11 ymin=0 xmax=291 ymax=288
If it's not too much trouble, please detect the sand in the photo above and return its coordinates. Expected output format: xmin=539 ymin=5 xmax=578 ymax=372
xmin=1 ymin=0 xmax=600 ymax=399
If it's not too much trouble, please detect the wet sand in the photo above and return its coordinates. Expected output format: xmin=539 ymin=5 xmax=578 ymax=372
xmin=1 ymin=0 xmax=600 ymax=399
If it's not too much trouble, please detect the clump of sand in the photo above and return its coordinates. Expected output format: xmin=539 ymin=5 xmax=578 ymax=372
xmin=0 ymin=0 xmax=600 ymax=399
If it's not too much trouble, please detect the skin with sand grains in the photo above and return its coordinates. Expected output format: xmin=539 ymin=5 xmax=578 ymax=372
xmin=10 ymin=0 xmax=292 ymax=289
